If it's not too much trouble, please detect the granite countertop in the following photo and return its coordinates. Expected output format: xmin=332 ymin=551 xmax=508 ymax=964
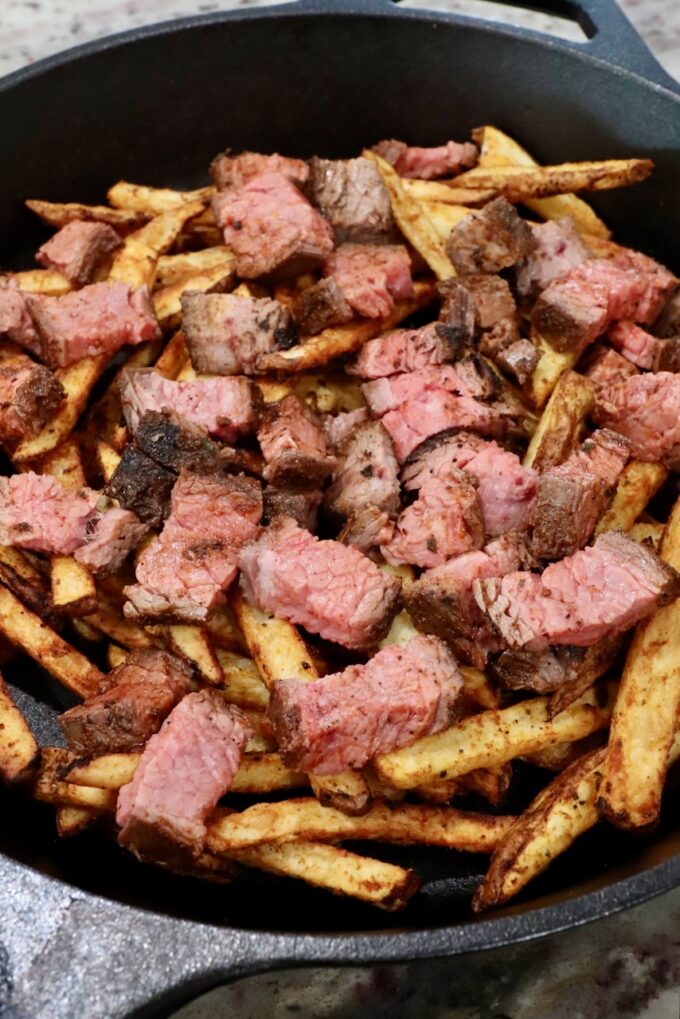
xmin=1 ymin=2 xmax=680 ymax=1018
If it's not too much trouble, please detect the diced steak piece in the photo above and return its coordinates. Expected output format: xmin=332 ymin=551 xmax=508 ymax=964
xmin=0 ymin=286 xmax=43 ymax=356
xmin=74 ymin=507 xmax=148 ymax=574
xmin=593 ymin=371 xmax=680 ymax=469
xmin=263 ymin=488 xmax=321 ymax=531
xmin=654 ymin=336 xmax=680 ymax=373
xmin=465 ymin=443 xmax=538 ymax=537
xmin=124 ymin=471 xmax=262 ymax=624
xmin=446 ymin=197 xmax=536 ymax=275
xmin=607 ymin=321 xmax=661 ymax=370
xmin=269 ymin=635 xmax=463 ymax=774
xmin=181 ymin=291 xmax=297 ymax=375
xmin=373 ymin=139 xmax=478 ymax=179
xmin=117 ymin=691 xmax=252 ymax=865
xmin=652 ymin=287 xmax=680 ymax=338
xmin=349 ymin=321 xmax=463 ymax=379
xmin=515 ymin=217 xmax=590 ymax=299
xmin=0 ymin=351 xmax=65 ymax=443
xmin=294 ymin=277 xmax=354 ymax=335
xmin=324 ymin=419 xmax=400 ymax=522
xmin=324 ymin=407 xmax=369 ymax=448
xmin=583 ymin=344 xmax=638 ymax=391
xmin=133 ymin=410 xmax=224 ymax=475
xmin=26 ymin=282 xmax=161 ymax=368
xmin=308 ymin=156 xmax=393 ymax=243
xmin=119 ymin=368 xmax=260 ymax=443
xmin=339 ymin=506 xmax=395 ymax=555
xmin=474 ymin=530 xmax=680 ymax=650
xmin=531 ymin=429 xmax=630 ymax=561
xmin=437 ymin=279 xmax=476 ymax=348
xmin=239 ymin=515 xmax=400 ymax=649
xmin=455 ymin=272 xmax=538 ymax=383
xmin=212 ymin=172 xmax=334 ymax=279
xmin=59 ymin=650 xmax=192 ymax=756
xmin=405 ymin=534 xmax=530 ymax=667
xmin=36 ymin=220 xmax=122 ymax=286
xmin=532 ymin=255 xmax=677 ymax=355
xmin=462 ymin=273 xmax=518 ymax=332
xmin=258 ymin=394 xmax=336 ymax=490
xmin=107 ymin=445 xmax=175 ymax=529
xmin=323 ymin=243 xmax=413 ymax=319
xmin=401 ymin=429 xmax=488 ymax=490
xmin=492 ymin=338 xmax=540 ymax=385
xmin=210 ymin=150 xmax=309 ymax=191
xmin=0 ymin=472 xmax=98 ymax=554
xmin=381 ymin=467 xmax=484 ymax=569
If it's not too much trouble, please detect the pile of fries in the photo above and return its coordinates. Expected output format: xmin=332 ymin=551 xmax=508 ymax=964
xmin=0 ymin=126 xmax=678 ymax=914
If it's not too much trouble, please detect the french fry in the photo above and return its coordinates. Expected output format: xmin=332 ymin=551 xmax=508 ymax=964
xmin=522 ymin=732 xmax=606 ymax=772
xmin=451 ymin=158 xmax=653 ymax=201
xmin=5 ymin=269 xmax=71 ymax=295
xmin=523 ymin=370 xmax=594 ymax=470
xmin=401 ymin=178 xmax=497 ymax=205
xmin=458 ymin=764 xmax=513 ymax=809
xmin=290 ymin=373 xmax=366 ymax=414
xmin=35 ymin=773 xmax=117 ymax=812
xmin=596 ymin=461 xmax=669 ymax=535
xmin=229 ymin=841 xmax=419 ymax=911
xmin=165 ymin=624 xmax=224 ymax=685
xmin=107 ymin=181 xmax=214 ymax=215
xmin=628 ymin=520 xmax=664 ymax=549
xmin=63 ymin=751 xmax=140 ymax=789
xmin=56 ymin=806 xmax=96 ymax=837
xmin=84 ymin=339 xmax=163 ymax=452
xmin=50 ymin=557 xmax=97 ymax=617
xmin=95 ymin=441 xmax=122 ymax=484
xmin=205 ymin=604 xmax=246 ymax=654
xmin=0 ymin=584 xmax=103 ymax=697
xmin=154 ymin=331 xmax=191 ymax=379
xmin=25 ymin=199 xmax=144 ymax=231
xmin=155 ymin=247 xmax=234 ymax=289
xmin=215 ymin=650 xmax=269 ymax=711
xmin=153 ymin=264 xmax=235 ymax=329
xmin=83 ymin=598 xmax=159 ymax=651
xmin=414 ymin=778 xmax=460 ymax=804
xmin=419 ymin=200 xmax=472 ymax=242
xmin=232 ymin=593 xmax=371 ymax=816
xmin=598 ymin=496 xmax=680 ymax=830
xmin=70 ymin=617 xmax=105 ymax=644
xmin=36 ymin=438 xmax=86 ymax=490
xmin=375 ymin=682 xmax=616 ymax=789
xmin=0 ymin=674 xmax=39 ymax=782
xmin=108 ymin=201 xmax=205 ymax=289
xmin=528 ymin=339 xmax=580 ymax=412
xmin=473 ymin=125 xmax=611 ymax=239
xmin=207 ymin=798 xmax=514 ymax=853
xmin=257 ymin=281 xmax=434 ymax=373
xmin=0 ymin=545 xmax=52 ymax=621
xmin=364 ymin=150 xmax=455 ymax=279
xmin=106 ymin=643 xmax=128 ymax=670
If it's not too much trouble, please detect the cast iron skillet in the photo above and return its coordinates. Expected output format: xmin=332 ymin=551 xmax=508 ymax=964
xmin=2 ymin=0 xmax=680 ymax=1014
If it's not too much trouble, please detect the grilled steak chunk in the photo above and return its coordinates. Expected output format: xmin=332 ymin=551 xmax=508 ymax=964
xmin=373 ymin=139 xmax=477 ymax=179
xmin=593 ymin=371 xmax=680 ymax=469
xmin=607 ymin=320 xmax=661 ymax=370
xmin=239 ymin=515 xmax=400 ymax=649
xmin=74 ymin=507 xmax=148 ymax=575
xmin=26 ymin=282 xmax=160 ymax=368
xmin=117 ymin=691 xmax=252 ymax=865
xmin=474 ymin=530 xmax=680 ymax=650
xmin=0 ymin=286 xmax=41 ymax=355
xmin=293 ymin=277 xmax=354 ymax=335
xmin=323 ymin=243 xmax=413 ymax=318
xmin=212 ymin=172 xmax=334 ymax=279
xmin=36 ymin=220 xmax=121 ymax=286
xmin=583 ymin=345 xmax=638 ymax=391
xmin=382 ymin=467 xmax=484 ymax=568
xmin=532 ymin=253 xmax=677 ymax=355
xmin=210 ymin=150 xmax=309 ymax=191
xmin=437 ymin=279 xmax=476 ymax=347
xmin=339 ymin=506 xmax=395 ymax=554
xmin=107 ymin=445 xmax=175 ymax=529
xmin=0 ymin=350 xmax=65 ymax=443
xmin=531 ymin=429 xmax=630 ymax=560
xmin=125 ymin=471 xmax=262 ymax=623
xmin=405 ymin=533 xmax=530 ymax=667
xmin=515 ymin=217 xmax=590 ymax=300
xmin=263 ymin=488 xmax=321 ymax=531
xmin=446 ymin=197 xmax=536 ymax=275
xmin=133 ymin=410 xmax=225 ymax=475
xmin=324 ymin=419 xmax=400 ymax=523
xmin=324 ymin=406 xmax=370 ymax=448
xmin=0 ymin=472 xmax=99 ymax=554
xmin=59 ymin=650 xmax=192 ymax=756
xmin=120 ymin=368 xmax=260 ymax=443
xmin=269 ymin=635 xmax=463 ymax=774
xmin=652 ymin=287 xmax=680 ymax=338
xmin=454 ymin=273 xmax=537 ymax=384
xmin=350 ymin=321 xmax=463 ymax=379
xmin=181 ymin=291 xmax=296 ymax=375
xmin=308 ymin=156 xmax=393 ymax=243
xmin=258 ymin=394 xmax=336 ymax=490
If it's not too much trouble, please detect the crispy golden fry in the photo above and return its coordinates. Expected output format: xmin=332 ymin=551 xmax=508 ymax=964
xmin=0 ymin=545 xmax=50 ymax=616
xmin=106 ymin=643 xmax=128 ymax=670
xmin=55 ymin=806 xmax=96 ymax=837
xmin=63 ymin=751 xmax=140 ymax=789
xmin=84 ymin=339 xmax=163 ymax=452
xmin=473 ymin=126 xmax=611 ymax=239
xmin=50 ymin=557 xmax=97 ymax=617
xmin=70 ymin=617 xmax=104 ymax=644
xmin=36 ymin=438 xmax=86 ymax=490
xmin=215 ymin=650 xmax=269 ymax=711
xmin=207 ymin=797 xmax=514 ymax=853
xmin=83 ymin=604 xmax=159 ymax=651
xmin=232 ymin=593 xmax=371 ymax=816
xmin=291 ymin=373 xmax=366 ymax=413
xmin=153 ymin=264 xmax=235 ymax=329
xmin=523 ymin=370 xmax=594 ymax=469
xmin=628 ymin=520 xmax=664 ymax=549
xmin=379 ymin=608 xmax=417 ymax=649
xmin=596 ymin=461 xmax=669 ymax=535
xmin=35 ymin=774 xmax=117 ymax=812
xmin=527 ymin=339 xmax=581 ymax=412
xmin=165 ymin=624 xmax=224 ymax=685
xmin=375 ymin=682 xmax=616 ymax=789
xmin=95 ymin=441 xmax=122 ymax=484
xmin=204 ymin=604 xmax=246 ymax=653
xmin=460 ymin=667 xmax=501 ymax=712
xmin=25 ymin=199 xmax=144 ymax=231
xmin=522 ymin=732 xmax=606 ymax=772
xmin=154 ymin=331 xmax=190 ymax=379
xmin=401 ymin=178 xmax=497 ymax=205
xmin=5 ymin=269 xmax=71 ymax=295
xmin=419 ymin=200 xmax=472 ymax=242
xmin=451 ymin=158 xmax=653 ymax=201
xmin=598 ymin=497 xmax=680 ymax=830
xmin=155 ymin=247 xmax=234 ymax=288
xmin=108 ymin=201 xmax=205 ymax=289
xmin=0 ymin=674 xmax=39 ymax=782
xmin=364 ymin=151 xmax=455 ymax=279
xmin=414 ymin=778 xmax=460 ymax=804
xmin=229 ymin=841 xmax=419 ymax=911
xmin=107 ymin=181 xmax=214 ymax=215
xmin=458 ymin=764 xmax=513 ymax=809
xmin=256 ymin=281 xmax=434 ymax=373
xmin=0 ymin=584 xmax=103 ymax=697
xmin=13 ymin=354 xmax=109 ymax=463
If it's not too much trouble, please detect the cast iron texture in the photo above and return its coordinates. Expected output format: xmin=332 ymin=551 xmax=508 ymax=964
xmin=1 ymin=1 xmax=680 ymax=1016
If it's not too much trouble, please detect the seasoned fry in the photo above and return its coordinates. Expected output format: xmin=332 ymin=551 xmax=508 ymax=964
xmin=155 ymin=247 xmax=234 ymax=288
xmin=401 ymin=178 xmax=497 ymax=205
xmin=108 ymin=201 xmax=205 ymax=289
xmin=451 ymin=158 xmax=653 ymax=201
xmin=83 ymin=598 xmax=159 ymax=651
xmin=35 ymin=773 xmax=118 ymax=812
xmin=153 ymin=264 xmax=235 ymax=329
xmin=95 ymin=441 xmax=122 ymax=484
xmin=522 ymin=732 xmax=606 ymax=773
xmin=0 ymin=545 xmax=50 ymax=618
xmin=70 ymin=617 xmax=105 ymax=644
xmin=50 ymin=557 xmax=97 ymax=617
xmin=256 ymin=281 xmax=434 ymax=373
xmin=107 ymin=181 xmax=214 ymax=215
xmin=207 ymin=798 xmax=514 ymax=852
xmin=290 ymin=372 xmax=366 ymax=413
xmin=25 ymin=198 xmax=144 ymax=231
xmin=364 ymin=150 xmax=455 ymax=279
xmin=36 ymin=438 xmax=87 ymax=490
xmin=106 ymin=643 xmax=128 ymax=670
xmin=56 ymin=806 xmax=96 ymax=837
xmin=5 ymin=269 xmax=72 ymax=295
xmin=204 ymin=603 xmax=246 ymax=653
xmin=165 ymin=624 xmax=224 ymax=685
xmin=419 ymin=200 xmax=472 ymax=242
xmin=458 ymin=764 xmax=513 ymax=809
xmin=628 ymin=520 xmax=664 ymax=549
xmin=523 ymin=370 xmax=594 ymax=470
xmin=215 ymin=650 xmax=269 ymax=710
xmin=596 ymin=461 xmax=669 ymax=535
xmin=527 ymin=339 xmax=580 ymax=412
xmin=0 ymin=674 xmax=39 ymax=782
xmin=375 ymin=683 xmax=616 ymax=789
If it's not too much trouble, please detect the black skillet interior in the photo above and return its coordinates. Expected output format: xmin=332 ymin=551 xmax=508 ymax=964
xmin=2 ymin=0 xmax=680 ymax=969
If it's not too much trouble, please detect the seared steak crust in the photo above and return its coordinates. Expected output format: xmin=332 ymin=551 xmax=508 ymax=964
xmin=294 ymin=277 xmax=354 ymax=335
xmin=258 ymin=394 xmax=336 ymax=490
xmin=446 ymin=197 xmax=536 ymax=275
xmin=0 ymin=352 xmax=65 ymax=443
xmin=308 ymin=156 xmax=393 ymax=243
xmin=108 ymin=445 xmax=175 ymax=528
